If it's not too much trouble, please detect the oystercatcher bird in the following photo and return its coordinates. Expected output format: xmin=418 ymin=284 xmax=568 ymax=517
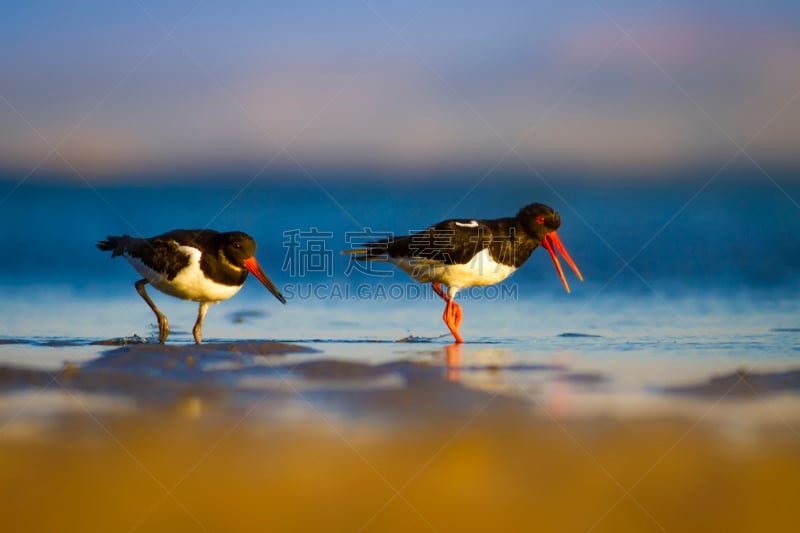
xmin=345 ymin=203 xmax=582 ymax=343
xmin=97 ymin=230 xmax=286 ymax=344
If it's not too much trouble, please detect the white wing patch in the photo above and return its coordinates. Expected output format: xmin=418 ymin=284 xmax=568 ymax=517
xmin=455 ymin=220 xmax=480 ymax=228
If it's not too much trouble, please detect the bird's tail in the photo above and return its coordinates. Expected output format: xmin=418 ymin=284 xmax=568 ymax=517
xmin=96 ymin=235 xmax=130 ymax=257
xmin=341 ymin=247 xmax=389 ymax=262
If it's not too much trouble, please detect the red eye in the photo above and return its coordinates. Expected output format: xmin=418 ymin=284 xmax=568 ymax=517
xmin=536 ymin=215 xmax=545 ymax=225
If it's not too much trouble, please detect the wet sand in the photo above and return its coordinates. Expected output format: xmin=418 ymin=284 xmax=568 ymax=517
xmin=1 ymin=340 xmax=799 ymax=532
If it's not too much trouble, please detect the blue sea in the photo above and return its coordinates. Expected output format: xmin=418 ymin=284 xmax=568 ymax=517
xmin=1 ymin=173 xmax=799 ymax=421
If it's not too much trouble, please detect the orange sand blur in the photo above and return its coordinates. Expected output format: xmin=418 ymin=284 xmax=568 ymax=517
xmin=1 ymin=411 xmax=798 ymax=532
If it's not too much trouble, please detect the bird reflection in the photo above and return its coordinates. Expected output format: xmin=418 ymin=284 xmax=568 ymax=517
xmin=445 ymin=343 xmax=462 ymax=382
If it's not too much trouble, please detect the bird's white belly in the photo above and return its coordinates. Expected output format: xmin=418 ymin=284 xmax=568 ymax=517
xmin=127 ymin=246 xmax=243 ymax=302
xmin=393 ymin=249 xmax=516 ymax=289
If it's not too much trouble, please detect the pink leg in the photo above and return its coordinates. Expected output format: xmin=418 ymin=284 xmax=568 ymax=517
xmin=432 ymin=282 xmax=464 ymax=342
xmin=442 ymin=298 xmax=464 ymax=344
xmin=432 ymin=282 xmax=447 ymax=300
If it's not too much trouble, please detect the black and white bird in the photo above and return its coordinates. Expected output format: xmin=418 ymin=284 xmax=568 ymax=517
xmin=97 ymin=229 xmax=286 ymax=344
xmin=345 ymin=203 xmax=582 ymax=343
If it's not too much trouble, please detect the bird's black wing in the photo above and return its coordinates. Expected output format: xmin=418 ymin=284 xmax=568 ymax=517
xmin=153 ymin=229 xmax=221 ymax=249
xmin=97 ymin=231 xmax=202 ymax=280
xmin=368 ymin=219 xmax=497 ymax=265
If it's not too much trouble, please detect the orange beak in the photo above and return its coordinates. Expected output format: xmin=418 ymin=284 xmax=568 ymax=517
xmin=243 ymin=257 xmax=287 ymax=304
xmin=541 ymin=232 xmax=583 ymax=293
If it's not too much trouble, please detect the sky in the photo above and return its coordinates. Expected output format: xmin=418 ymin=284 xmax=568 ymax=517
xmin=1 ymin=0 xmax=799 ymax=180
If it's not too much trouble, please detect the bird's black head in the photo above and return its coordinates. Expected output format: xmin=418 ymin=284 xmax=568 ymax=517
xmin=515 ymin=202 xmax=583 ymax=293
xmin=516 ymin=203 xmax=562 ymax=242
xmin=218 ymin=231 xmax=287 ymax=305
xmin=219 ymin=231 xmax=257 ymax=267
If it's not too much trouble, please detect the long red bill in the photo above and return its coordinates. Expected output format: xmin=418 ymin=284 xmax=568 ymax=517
xmin=243 ymin=257 xmax=287 ymax=304
xmin=541 ymin=231 xmax=583 ymax=294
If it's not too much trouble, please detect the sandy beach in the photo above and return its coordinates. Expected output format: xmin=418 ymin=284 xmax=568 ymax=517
xmin=1 ymin=339 xmax=799 ymax=532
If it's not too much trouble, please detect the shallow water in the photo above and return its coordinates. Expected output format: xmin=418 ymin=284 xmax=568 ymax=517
xmin=2 ymin=291 xmax=798 ymax=426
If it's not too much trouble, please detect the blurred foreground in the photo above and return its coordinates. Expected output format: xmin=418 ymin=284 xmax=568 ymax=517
xmin=1 ymin=341 xmax=798 ymax=532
